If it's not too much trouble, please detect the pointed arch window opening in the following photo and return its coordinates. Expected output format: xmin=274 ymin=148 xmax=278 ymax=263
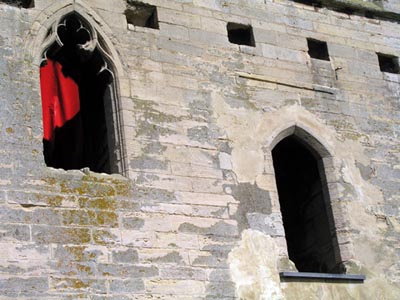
xmin=40 ymin=13 xmax=124 ymax=174
xmin=272 ymin=134 xmax=344 ymax=274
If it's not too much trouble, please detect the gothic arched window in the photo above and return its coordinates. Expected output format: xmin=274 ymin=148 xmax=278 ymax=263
xmin=40 ymin=13 xmax=123 ymax=174
xmin=272 ymin=134 xmax=342 ymax=273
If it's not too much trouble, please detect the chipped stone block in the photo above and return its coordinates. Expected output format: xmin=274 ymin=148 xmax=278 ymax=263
xmin=112 ymin=247 xmax=139 ymax=264
xmin=109 ymin=278 xmax=145 ymax=293
xmin=246 ymin=212 xmax=285 ymax=236
xmin=0 ymin=277 xmax=48 ymax=296
xmin=0 ymin=224 xmax=30 ymax=242
xmin=218 ymin=152 xmax=232 ymax=170
xmin=159 ymin=265 xmax=207 ymax=280
xmin=32 ymin=226 xmax=90 ymax=244
xmin=154 ymin=232 xmax=199 ymax=250
xmin=138 ymin=248 xmax=190 ymax=265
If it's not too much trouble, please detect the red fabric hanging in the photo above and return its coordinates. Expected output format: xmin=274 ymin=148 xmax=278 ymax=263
xmin=40 ymin=58 xmax=84 ymax=169
xmin=40 ymin=59 xmax=80 ymax=141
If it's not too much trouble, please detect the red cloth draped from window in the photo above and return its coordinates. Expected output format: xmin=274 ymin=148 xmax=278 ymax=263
xmin=40 ymin=59 xmax=83 ymax=169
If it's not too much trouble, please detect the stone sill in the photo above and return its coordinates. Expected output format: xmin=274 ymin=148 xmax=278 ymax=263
xmin=279 ymin=271 xmax=366 ymax=283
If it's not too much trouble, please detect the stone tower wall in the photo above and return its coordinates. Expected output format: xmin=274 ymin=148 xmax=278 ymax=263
xmin=0 ymin=0 xmax=399 ymax=299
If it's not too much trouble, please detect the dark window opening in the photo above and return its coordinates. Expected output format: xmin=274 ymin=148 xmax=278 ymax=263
xmin=0 ymin=0 xmax=34 ymax=8
xmin=125 ymin=1 xmax=159 ymax=29
xmin=40 ymin=14 xmax=117 ymax=174
xmin=377 ymin=53 xmax=400 ymax=74
xmin=292 ymin=0 xmax=397 ymax=23
xmin=307 ymin=38 xmax=330 ymax=61
xmin=292 ymin=0 xmax=322 ymax=8
xmin=227 ymin=22 xmax=255 ymax=47
xmin=364 ymin=11 xmax=375 ymax=19
xmin=272 ymin=135 xmax=342 ymax=273
xmin=335 ymin=6 xmax=355 ymax=15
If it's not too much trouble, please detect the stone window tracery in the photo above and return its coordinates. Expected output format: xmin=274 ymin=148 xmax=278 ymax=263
xmin=39 ymin=13 xmax=124 ymax=174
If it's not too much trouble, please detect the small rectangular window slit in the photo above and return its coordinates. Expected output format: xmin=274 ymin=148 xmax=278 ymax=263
xmin=307 ymin=38 xmax=330 ymax=61
xmin=0 ymin=0 xmax=34 ymax=8
xmin=377 ymin=53 xmax=400 ymax=74
xmin=292 ymin=0 xmax=322 ymax=8
xmin=227 ymin=22 xmax=255 ymax=47
xmin=125 ymin=1 xmax=159 ymax=29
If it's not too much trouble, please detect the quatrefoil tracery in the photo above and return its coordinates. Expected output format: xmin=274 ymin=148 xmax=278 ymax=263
xmin=41 ymin=13 xmax=112 ymax=78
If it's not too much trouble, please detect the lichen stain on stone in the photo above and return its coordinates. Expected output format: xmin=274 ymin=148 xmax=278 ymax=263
xmin=78 ymin=197 xmax=117 ymax=211
xmin=6 ymin=127 xmax=14 ymax=134
xmin=34 ymin=193 xmax=63 ymax=207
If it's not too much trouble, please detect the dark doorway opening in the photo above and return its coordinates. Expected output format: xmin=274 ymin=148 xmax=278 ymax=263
xmin=40 ymin=14 xmax=115 ymax=173
xmin=272 ymin=135 xmax=341 ymax=273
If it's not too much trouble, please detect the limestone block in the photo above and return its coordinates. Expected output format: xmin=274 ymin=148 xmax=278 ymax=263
xmin=252 ymin=28 xmax=277 ymax=45
xmin=218 ymin=152 xmax=232 ymax=170
xmin=159 ymin=265 xmax=207 ymax=280
xmin=197 ymin=235 xmax=238 ymax=252
xmin=158 ymin=8 xmax=202 ymax=29
xmin=112 ymin=247 xmax=139 ymax=264
xmin=32 ymin=225 xmax=90 ymax=244
xmin=159 ymin=22 xmax=190 ymax=40
xmin=0 ymin=224 xmax=30 ymax=242
xmin=92 ymin=228 xmax=122 ymax=246
xmin=109 ymin=278 xmax=145 ymax=293
xmin=200 ymin=16 xmax=227 ymax=34
xmin=188 ymin=28 xmax=228 ymax=47
xmin=121 ymin=230 xmax=156 ymax=248
xmin=191 ymin=177 xmax=225 ymax=194
xmin=171 ymin=161 xmax=223 ymax=179
xmin=52 ymin=244 xmax=109 ymax=263
xmin=94 ymin=10 xmax=127 ymax=29
xmin=175 ymin=191 xmax=238 ymax=206
xmin=141 ymin=202 xmax=229 ymax=219
xmin=122 ymin=212 xmax=238 ymax=236
xmin=189 ymin=250 xmax=229 ymax=268
xmin=138 ymin=248 xmax=190 ymax=265
xmin=0 ymin=277 xmax=48 ymax=297
xmin=145 ymin=279 xmax=205 ymax=295
xmin=157 ymin=38 xmax=204 ymax=58
xmin=97 ymin=263 xmax=158 ymax=278
xmin=154 ymin=232 xmax=199 ymax=249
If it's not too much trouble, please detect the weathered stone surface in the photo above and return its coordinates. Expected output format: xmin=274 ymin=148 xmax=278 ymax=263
xmin=0 ymin=0 xmax=399 ymax=298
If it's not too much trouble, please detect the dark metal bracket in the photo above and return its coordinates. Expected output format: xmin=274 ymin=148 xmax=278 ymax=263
xmin=279 ymin=272 xmax=366 ymax=283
